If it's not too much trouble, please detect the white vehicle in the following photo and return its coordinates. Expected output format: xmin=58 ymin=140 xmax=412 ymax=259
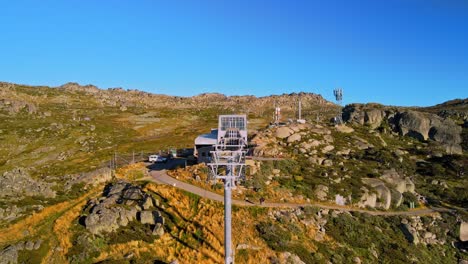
xmin=148 ymin=155 xmax=159 ymax=163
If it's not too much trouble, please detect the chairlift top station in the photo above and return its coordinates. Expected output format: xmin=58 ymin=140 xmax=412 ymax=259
xmin=194 ymin=115 xmax=247 ymax=163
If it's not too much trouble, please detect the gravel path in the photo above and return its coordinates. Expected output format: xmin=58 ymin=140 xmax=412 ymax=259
xmin=149 ymin=169 xmax=440 ymax=216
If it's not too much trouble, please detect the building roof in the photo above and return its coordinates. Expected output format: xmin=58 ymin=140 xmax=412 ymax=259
xmin=195 ymin=129 xmax=218 ymax=145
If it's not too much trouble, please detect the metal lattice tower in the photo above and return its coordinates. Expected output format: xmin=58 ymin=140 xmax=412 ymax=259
xmin=333 ymin=88 xmax=344 ymax=124
xmin=207 ymin=118 xmax=247 ymax=264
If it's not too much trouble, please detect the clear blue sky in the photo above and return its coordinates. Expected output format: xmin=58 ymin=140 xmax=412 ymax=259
xmin=0 ymin=0 xmax=467 ymax=106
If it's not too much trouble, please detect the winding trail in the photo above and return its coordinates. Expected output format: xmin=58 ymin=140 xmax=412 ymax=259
xmin=149 ymin=170 xmax=447 ymax=216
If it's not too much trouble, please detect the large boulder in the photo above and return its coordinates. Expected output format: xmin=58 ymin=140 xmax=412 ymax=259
xmin=396 ymin=111 xmax=433 ymax=141
xmin=276 ymin=127 xmax=293 ymax=139
xmin=358 ymin=189 xmax=377 ymax=208
xmin=380 ymin=169 xmax=415 ymax=194
xmin=395 ymin=111 xmax=462 ymax=154
xmin=362 ymin=178 xmax=391 ymax=210
xmin=287 ymin=133 xmax=302 ymax=143
xmin=461 ymin=222 xmax=468 ymax=242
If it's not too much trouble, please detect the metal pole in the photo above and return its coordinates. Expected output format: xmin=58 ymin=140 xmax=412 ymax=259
xmin=298 ymin=98 xmax=302 ymax=120
xmin=224 ymin=178 xmax=233 ymax=264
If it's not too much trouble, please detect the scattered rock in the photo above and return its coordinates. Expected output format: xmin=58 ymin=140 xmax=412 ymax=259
xmin=460 ymin=222 xmax=468 ymax=242
xmin=309 ymin=156 xmax=325 ymax=165
xmin=321 ymin=145 xmax=334 ymax=153
xmin=281 ymin=252 xmax=305 ymax=264
xmin=335 ymin=125 xmax=354 ymax=133
xmin=401 ymin=223 xmax=420 ymax=244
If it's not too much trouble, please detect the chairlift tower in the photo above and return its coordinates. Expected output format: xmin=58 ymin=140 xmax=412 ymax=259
xmin=333 ymin=88 xmax=343 ymax=124
xmin=207 ymin=115 xmax=247 ymax=264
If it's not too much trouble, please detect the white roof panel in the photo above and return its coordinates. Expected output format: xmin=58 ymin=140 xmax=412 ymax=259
xmin=195 ymin=130 xmax=218 ymax=145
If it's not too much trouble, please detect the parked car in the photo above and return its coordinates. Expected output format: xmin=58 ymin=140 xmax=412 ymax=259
xmin=148 ymin=155 xmax=159 ymax=163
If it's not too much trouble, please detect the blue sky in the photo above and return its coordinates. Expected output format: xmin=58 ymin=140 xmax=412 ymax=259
xmin=0 ymin=0 xmax=467 ymax=106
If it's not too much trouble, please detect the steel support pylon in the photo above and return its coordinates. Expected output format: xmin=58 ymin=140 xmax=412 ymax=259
xmin=208 ymin=144 xmax=246 ymax=264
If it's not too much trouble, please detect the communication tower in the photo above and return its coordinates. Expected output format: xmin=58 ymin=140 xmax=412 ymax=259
xmin=333 ymin=88 xmax=343 ymax=124
xmin=207 ymin=115 xmax=247 ymax=264
xmin=297 ymin=94 xmax=306 ymax=124
xmin=273 ymin=102 xmax=281 ymax=125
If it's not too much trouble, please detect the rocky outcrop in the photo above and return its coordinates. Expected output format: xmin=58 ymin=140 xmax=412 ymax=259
xmin=59 ymin=82 xmax=100 ymax=94
xmin=0 ymin=168 xmax=56 ymax=199
xmin=343 ymin=104 xmax=463 ymax=154
xmin=0 ymin=204 xmax=44 ymax=224
xmin=83 ymin=181 xmax=162 ymax=236
xmin=0 ymin=99 xmax=37 ymax=115
xmin=360 ymin=170 xmax=416 ymax=209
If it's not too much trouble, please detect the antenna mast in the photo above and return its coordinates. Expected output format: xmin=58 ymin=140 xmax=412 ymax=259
xmin=333 ymin=88 xmax=343 ymax=124
xmin=296 ymin=94 xmax=306 ymax=124
xmin=274 ymin=101 xmax=281 ymax=125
